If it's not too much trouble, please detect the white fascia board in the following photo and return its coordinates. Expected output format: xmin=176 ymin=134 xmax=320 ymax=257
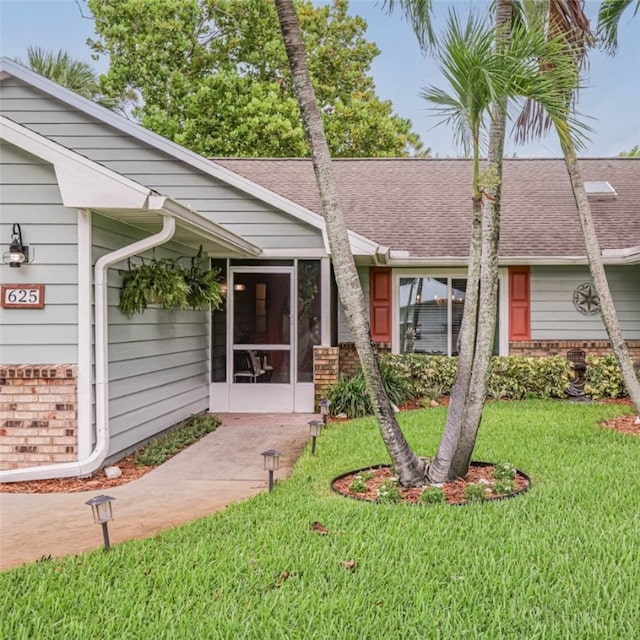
xmin=148 ymin=195 xmax=261 ymax=256
xmin=387 ymin=255 xmax=635 ymax=267
xmin=602 ymin=246 xmax=640 ymax=264
xmin=1 ymin=115 xmax=149 ymax=208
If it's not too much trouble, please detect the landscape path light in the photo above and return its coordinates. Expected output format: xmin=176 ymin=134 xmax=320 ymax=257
xmin=85 ymin=494 xmax=116 ymax=551
xmin=319 ymin=398 xmax=331 ymax=426
xmin=261 ymin=449 xmax=281 ymax=493
xmin=308 ymin=419 xmax=323 ymax=456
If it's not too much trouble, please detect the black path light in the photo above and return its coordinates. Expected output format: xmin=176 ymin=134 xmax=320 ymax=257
xmin=261 ymin=449 xmax=281 ymax=493
xmin=319 ymin=398 xmax=331 ymax=426
xmin=85 ymin=494 xmax=116 ymax=551
xmin=308 ymin=419 xmax=323 ymax=456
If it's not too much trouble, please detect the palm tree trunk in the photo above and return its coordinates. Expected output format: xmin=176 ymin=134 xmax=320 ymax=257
xmin=427 ymin=192 xmax=482 ymax=483
xmin=562 ymin=145 xmax=640 ymax=414
xmin=274 ymin=0 xmax=426 ymax=485
xmin=429 ymin=0 xmax=512 ymax=481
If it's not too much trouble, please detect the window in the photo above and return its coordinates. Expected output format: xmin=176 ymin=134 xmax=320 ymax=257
xmin=398 ymin=276 xmax=499 ymax=356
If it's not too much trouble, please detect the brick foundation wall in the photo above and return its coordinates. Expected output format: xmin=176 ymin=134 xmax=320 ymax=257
xmin=0 ymin=365 xmax=78 ymax=471
xmin=313 ymin=347 xmax=340 ymax=410
xmin=338 ymin=342 xmax=392 ymax=379
xmin=313 ymin=343 xmax=392 ymax=407
xmin=510 ymin=340 xmax=640 ymax=363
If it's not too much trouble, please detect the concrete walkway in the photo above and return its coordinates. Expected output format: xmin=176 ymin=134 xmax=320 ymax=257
xmin=0 ymin=413 xmax=314 ymax=571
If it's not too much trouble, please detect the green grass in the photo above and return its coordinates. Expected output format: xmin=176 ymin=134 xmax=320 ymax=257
xmin=1 ymin=400 xmax=638 ymax=639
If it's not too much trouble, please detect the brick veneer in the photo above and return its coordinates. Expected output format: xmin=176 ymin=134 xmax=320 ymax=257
xmin=509 ymin=340 xmax=640 ymax=362
xmin=313 ymin=343 xmax=392 ymax=408
xmin=0 ymin=365 xmax=78 ymax=471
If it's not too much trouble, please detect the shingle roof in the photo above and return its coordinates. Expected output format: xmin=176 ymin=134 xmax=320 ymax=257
xmin=214 ymin=158 xmax=640 ymax=259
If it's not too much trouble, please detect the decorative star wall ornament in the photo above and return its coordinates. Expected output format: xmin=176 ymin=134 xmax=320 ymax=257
xmin=573 ymin=282 xmax=600 ymax=315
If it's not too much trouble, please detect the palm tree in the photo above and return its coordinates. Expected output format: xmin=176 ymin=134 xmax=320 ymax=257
xmin=515 ymin=0 xmax=640 ymax=415
xmin=417 ymin=8 xmax=587 ymax=481
xmin=274 ymin=0 xmax=426 ymax=486
xmin=20 ymin=47 xmax=118 ymax=109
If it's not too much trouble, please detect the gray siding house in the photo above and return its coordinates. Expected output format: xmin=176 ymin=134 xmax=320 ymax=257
xmin=1 ymin=58 xmax=639 ymax=481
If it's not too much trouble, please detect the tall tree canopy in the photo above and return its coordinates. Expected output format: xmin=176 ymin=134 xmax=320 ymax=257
xmin=87 ymin=0 xmax=425 ymax=157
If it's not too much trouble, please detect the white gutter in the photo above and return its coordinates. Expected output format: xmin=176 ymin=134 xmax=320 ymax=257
xmin=0 ymin=216 xmax=176 ymax=482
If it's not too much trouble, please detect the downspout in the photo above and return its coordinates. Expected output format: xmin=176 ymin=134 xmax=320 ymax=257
xmin=0 ymin=215 xmax=176 ymax=482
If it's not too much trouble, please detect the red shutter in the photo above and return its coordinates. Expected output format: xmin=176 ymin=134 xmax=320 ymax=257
xmin=370 ymin=268 xmax=392 ymax=342
xmin=509 ymin=266 xmax=530 ymax=341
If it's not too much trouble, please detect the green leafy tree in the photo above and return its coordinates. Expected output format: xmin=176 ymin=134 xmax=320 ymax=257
xmin=18 ymin=46 xmax=118 ymax=109
xmin=87 ymin=0 xmax=425 ymax=157
xmin=619 ymin=145 xmax=640 ymax=157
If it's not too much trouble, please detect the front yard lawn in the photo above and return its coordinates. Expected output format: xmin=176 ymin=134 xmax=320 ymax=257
xmin=1 ymin=400 xmax=637 ymax=639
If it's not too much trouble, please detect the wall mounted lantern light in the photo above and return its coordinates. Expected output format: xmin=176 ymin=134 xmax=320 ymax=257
xmin=3 ymin=223 xmax=30 ymax=268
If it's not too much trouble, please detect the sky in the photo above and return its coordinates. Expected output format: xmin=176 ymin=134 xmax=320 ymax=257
xmin=1 ymin=0 xmax=638 ymax=157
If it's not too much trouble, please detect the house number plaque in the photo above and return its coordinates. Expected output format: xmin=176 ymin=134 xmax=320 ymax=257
xmin=1 ymin=284 xmax=45 ymax=309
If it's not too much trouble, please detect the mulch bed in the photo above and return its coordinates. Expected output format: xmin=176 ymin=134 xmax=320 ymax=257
xmin=331 ymin=463 xmax=530 ymax=506
xmin=0 ymin=454 xmax=152 ymax=494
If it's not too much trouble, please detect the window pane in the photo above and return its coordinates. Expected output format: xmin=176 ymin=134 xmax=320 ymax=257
xmin=233 ymin=349 xmax=290 ymax=384
xmin=211 ymin=259 xmax=227 ymax=382
xmin=451 ymin=278 xmax=467 ymax=355
xmin=233 ymin=273 xmax=291 ymax=345
xmin=297 ymin=260 xmax=321 ymax=382
xmin=399 ymin=277 xmax=448 ymax=355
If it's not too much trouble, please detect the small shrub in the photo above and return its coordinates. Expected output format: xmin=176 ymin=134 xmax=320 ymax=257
xmin=464 ymin=482 xmax=489 ymax=503
xmin=327 ymin=360 xmax=415 ymax=418
xmin=420 ymin=485 xmax=445 ymax=504
xmin=327 ymin=374 xmax=371 ymax=418
xmin=492 ymin=462 xmax=516 ymax=481
xmin=585 ymin=355 xmax=632 ymax=399
xmin=134 ymin=414 xmax=220 ymax=467
xmin=379 ymin=356 xmax=414 ymax=407
xmin=348 ymin=475 xmax=368 ymax=493
xmin=492 ymin=479 xmax=516 ymax=495
xmin=488 ymin=356 xmax=570 ymax=400
xmin=376 ymin=477 xmax=402 ymax=504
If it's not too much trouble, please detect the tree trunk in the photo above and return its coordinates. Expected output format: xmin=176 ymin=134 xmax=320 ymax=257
xmin=428 ymin=0 xmax=512 ymax=481
xmin=427 ymin=194 xmax=482 ymax=483
xmin=274 ymin=0 xmax=426 ymax=485
xmin=562 ymin=145 xmax=640 ymax=414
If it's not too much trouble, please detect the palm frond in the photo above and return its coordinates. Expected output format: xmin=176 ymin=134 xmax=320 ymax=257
xmin=597 ymin=0 xmax=639 ymax=53
xmin=380 ymin=0 xmax=435 ymax=50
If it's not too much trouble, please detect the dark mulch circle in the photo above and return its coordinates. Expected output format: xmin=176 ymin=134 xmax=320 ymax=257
xmin=331 ymin=462 xmax=531 ymax=506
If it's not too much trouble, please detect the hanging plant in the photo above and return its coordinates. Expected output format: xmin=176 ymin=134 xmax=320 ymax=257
xmin=119 ymin=257 xmax=189 ymax=317
xmin=118 ymin=247 xmax=225 ymax=317
xmin=183 ymin=247 xmax=225 ymax=310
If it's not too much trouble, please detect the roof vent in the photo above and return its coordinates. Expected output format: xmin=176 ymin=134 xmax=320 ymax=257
xmin=584 ymin=181 xmax=617 ymax=201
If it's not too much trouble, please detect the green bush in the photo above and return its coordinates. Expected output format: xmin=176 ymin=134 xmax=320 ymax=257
xmin=420 ymin=485 xmax=445 ymax=504
xmin=327 ymin=352 xmax=630 ymax=418
xmin=327 ymin=358 xmax=415 ymax=418
xmin=134 ymin=414 xmax=221 ymax=467
xmin=488 ymin=356 xmax=570 ymax=400
xmin=585 ymin=355 xmax=633 ymax=399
